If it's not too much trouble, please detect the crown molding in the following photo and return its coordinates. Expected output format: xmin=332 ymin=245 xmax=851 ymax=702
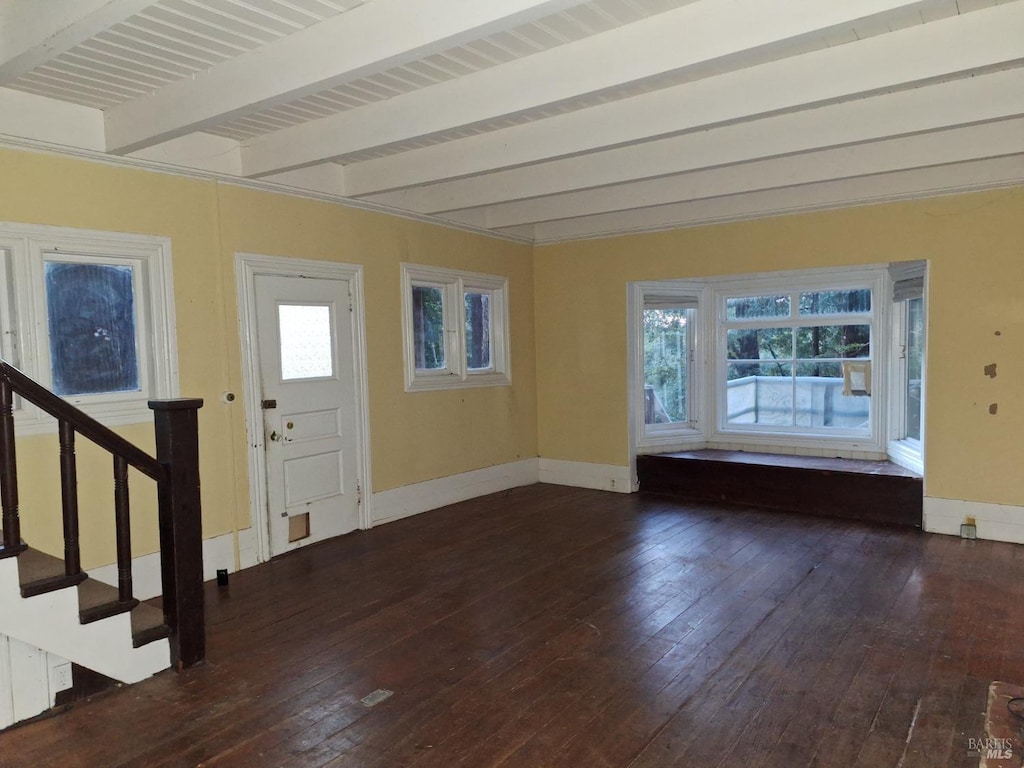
xmin=0 ymin=133 xmax=534 ymax=246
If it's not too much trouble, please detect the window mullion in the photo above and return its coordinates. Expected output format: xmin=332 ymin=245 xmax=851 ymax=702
xmin=450 ymin=279 xmax=466 ymax=379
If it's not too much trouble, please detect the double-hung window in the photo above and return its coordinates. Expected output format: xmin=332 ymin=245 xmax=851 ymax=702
xmin=717 ymin=274 xmax=881 ymax=444
xmin=888 ymin=261 xmax=926 ymax=472
xmin=0 ymin=223 xmax=178 ymax=433
xmin=400 ymin=263 xmax=510 ymax=391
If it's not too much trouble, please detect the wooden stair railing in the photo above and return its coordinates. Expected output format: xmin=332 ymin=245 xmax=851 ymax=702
xmin=0 ymin=359 xmax=204 ymax=670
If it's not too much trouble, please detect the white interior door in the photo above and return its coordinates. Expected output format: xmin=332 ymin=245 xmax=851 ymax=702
xmin=254 ymin=274 xmax=359 ymax=556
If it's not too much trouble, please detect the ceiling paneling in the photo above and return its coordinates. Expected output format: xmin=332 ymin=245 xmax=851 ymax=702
xmin=1 ymin=0 xmax=1021 ymax=242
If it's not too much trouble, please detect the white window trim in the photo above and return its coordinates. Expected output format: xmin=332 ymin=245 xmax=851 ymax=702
xmin=628 ymin=281 xmax=707 ymax=454
xmin=887 ymin=267 xmax=927 ymax=475
xmin=0 ymin=222 xmax=179 ymax=434
xmin=400 ymin=263 xmax=510 ymax=392
xmin=711 ymin=268 xmax=887 ymax=453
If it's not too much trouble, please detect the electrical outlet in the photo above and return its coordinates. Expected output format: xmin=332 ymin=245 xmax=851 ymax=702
xmin=50 ymin=662 xmax=73 ymax=693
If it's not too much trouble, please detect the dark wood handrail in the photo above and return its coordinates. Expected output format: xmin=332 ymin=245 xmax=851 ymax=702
xmin=0 ymin=360 xmax=164 ymax=482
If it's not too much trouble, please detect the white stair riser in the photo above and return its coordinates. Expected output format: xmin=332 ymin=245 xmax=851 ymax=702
xmin=0 ymin=558 xmax=169 ymax=685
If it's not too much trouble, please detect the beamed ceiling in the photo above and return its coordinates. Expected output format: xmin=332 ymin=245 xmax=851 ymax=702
xmin=1 ymin=0 xmax=1023 ymax=243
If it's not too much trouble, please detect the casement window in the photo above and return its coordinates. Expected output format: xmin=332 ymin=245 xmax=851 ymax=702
xmin=0 ymin=223 xmax=178 ymax=433
xmin=716 ymin=278 xmax=879 ymax=441
xmin=632 ymin=284 xmax=704 ymax=449
xmin=888 ymin=261 xmax=926 ymax=473
xmin=400 ymin=263 xmax=510 ymax=391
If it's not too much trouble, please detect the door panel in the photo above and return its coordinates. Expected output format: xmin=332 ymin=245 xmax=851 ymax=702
xmin=254 ymin=274 xmax=359 ymax=556
xmin=284 ymin=451 xmax=343 ymax=505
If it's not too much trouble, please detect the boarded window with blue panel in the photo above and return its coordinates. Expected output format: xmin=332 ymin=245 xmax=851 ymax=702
xmin=44 ymin=261 xmax=140 ymax=396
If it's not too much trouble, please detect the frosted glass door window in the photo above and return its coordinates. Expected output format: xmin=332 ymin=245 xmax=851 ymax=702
xmin=278 ymin=303 xmax=334 ymax=380
xmin=45 ymin=261 xmax=140 ymax=396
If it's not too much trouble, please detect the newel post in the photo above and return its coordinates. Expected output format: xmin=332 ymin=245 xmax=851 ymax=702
xmin=150 ymin=398 xmax=205 ymax=669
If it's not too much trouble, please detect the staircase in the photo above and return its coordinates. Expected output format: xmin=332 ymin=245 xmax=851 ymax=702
xmin=0 ymin=359 xmax=205 ymax=727
xmin=0 ymin=549 xmax=168 ymax=685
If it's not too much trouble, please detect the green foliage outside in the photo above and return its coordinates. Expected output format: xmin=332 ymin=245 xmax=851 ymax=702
xmin=726 ymin=290 xmax=871 ymax=376
xmin=413 ymin=286 xmax=445 ymax=369
xmin=643 ymin=309 xmax=687 ymax=423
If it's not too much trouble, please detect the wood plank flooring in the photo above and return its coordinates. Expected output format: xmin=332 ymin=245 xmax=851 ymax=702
xmin=2 ymin=483 xmax=1022 ymax=767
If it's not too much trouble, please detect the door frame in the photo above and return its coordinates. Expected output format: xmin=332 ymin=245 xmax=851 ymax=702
xmin=235 ymin=252 xmax=373 ymax=563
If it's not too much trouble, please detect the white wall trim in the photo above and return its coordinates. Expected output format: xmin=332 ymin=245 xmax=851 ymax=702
xmin=538 ymin=458 xmax=633 ymax=493
xmin=372 ymin=459 xmax=539 ymax=525
xmin=0 ymin=222 xmax=180 ymax=434
xmin=924 ymin=497 xmax=1024 ymax=544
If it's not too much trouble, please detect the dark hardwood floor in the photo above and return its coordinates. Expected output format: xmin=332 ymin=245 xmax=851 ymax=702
xmin=3 ymin=484 xmax=1022 ymax=767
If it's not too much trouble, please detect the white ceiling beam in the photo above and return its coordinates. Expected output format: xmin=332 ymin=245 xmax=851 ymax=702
xmin=464 ymin=119 xmax=1024 ymax=228
xmin=342 ymin=1 xmax=1024 ymax=197
xmin=374 ymin=68 xmax=1024 ymax=214
xmin=0 ymin=0 xmax=153 ymax=84
xmin=239 ymin=0 xmax=950 ymax=178
xmin=0 ymin=87 xmax=105 ymax=150
xmin=102 ymin=0 xmax=582 ymax=154
xmin=526 ymin=156 xmax=1024 ymax=244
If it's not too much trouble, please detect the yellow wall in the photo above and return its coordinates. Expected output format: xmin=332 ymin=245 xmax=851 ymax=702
xmin=3 ymin=143 xmax=1023 ymax=569
xmin=214 ymin=184 xmax=538 ymax=493
xmin=534 ymin=188 xmax=1024 ymax=507
xmin=0 ymin=149 xmax=536 ymax=567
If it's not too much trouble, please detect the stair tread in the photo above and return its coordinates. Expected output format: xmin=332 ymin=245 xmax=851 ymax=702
xmin=131 ymin=601 xmax=165 ymax=637
xmin=76 ymin=575 xmax=120 ymax=610
xmin=17 ymin=548 xmax=65 ymax=586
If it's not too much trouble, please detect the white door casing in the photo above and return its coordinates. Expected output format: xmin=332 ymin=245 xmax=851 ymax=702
xmin=236 ymin=254 xmax=372 ymax=563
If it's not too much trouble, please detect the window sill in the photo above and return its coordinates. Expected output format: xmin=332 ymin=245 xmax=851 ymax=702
xmin=405 ymin=371 xmax=511 ymax=393
xmin=638 ymin=425 xmax=704 ymax=453
xmin=887 ymin=439 xmax=924 ymax=475
xmin=14 ymin=402 xmax=161 ymax=435
xmin=709 ymin=427 xmax=885 ymax=457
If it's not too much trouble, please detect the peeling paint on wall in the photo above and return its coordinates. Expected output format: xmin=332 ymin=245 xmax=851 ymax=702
xmin=990 ymin=403 xmax=999 ymax=415
xmin=984 ymin=363 xmax=998 ymax=379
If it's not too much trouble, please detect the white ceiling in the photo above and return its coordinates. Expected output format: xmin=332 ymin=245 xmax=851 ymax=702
xmin=1 ymin=0 xmax=1023 ymax=243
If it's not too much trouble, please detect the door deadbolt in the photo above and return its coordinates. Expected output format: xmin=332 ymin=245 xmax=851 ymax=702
xmin=286 ymin=421 xmax=294 ymax=429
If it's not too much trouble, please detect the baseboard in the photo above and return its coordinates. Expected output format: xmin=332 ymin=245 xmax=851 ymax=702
xmin=88 ymin=528 xmax=257 ymax=602
xmin=924 ymin=496 xmax=1024 ymax=544
xmin=538 ymin=459 xmax=633 ymax=493
xmin=371 ymin=459 xmax=540 ymax=525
